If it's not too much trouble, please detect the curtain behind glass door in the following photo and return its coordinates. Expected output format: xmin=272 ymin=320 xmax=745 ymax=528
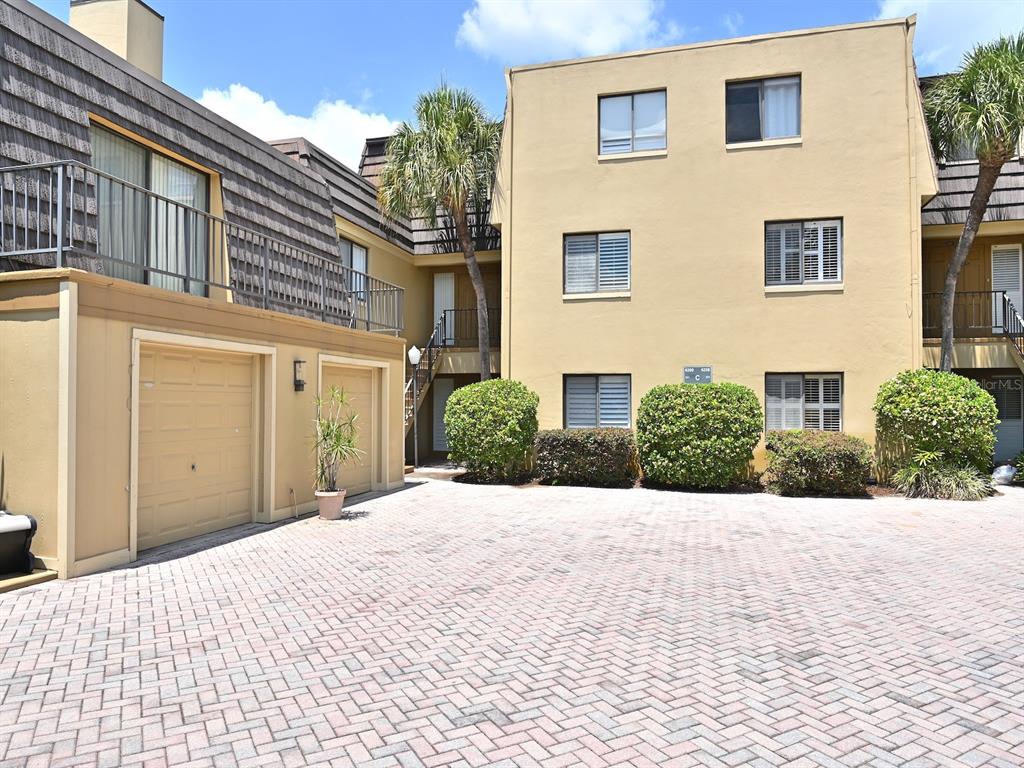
xmin=90 ymin=125 xmax=148 ymax=282
xmin=150 ymin=155 xmax=209 ymax=295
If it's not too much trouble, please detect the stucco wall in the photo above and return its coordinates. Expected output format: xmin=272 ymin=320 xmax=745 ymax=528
xmin=0 ymin=307 xmax=59 ymax=561
xmin=499 ymin=20 xmax=929 ymax=452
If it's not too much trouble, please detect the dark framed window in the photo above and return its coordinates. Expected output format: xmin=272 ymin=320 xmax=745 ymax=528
xmin=599 ymin=90 xmax=666 ymax=154
xmin=339 ymin=236 xmax=369 ymax=299
xmin=726 ymin=76 xmax=801 ymax=143
xmin=564 ymin=232 xmax=630 ymax=294
xmin=764 ymin=219 xmax=842 ymax=285
xmin=765 ymin=373 xmax=843 ymax=431
xmin=564 ymin=375 xmax=632 ymax=428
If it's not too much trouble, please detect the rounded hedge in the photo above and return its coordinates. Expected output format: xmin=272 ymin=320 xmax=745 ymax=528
xmin=444 ymin=378 xmax=539 ymax=482
xmin=636 ymin=383 xmax=762 ymax=489
xmin=874 ymin=369 xmax=997 ymax=475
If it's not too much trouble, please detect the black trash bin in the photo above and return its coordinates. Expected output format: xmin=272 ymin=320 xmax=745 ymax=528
xmin=0 ymin=513 xmax=37 ymax=574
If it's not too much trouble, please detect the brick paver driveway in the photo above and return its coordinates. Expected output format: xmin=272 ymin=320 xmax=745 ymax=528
xmin=2 ymin=481 xmax=1023 ymax=767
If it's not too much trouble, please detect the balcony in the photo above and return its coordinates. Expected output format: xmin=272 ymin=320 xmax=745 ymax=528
xmin=0 ymin=161 xmax=403 ymax=334
xmin=923 ymin=290 xmax=1024 ymax=361
xmin=439 ymin=307 xmax=500 ymax=348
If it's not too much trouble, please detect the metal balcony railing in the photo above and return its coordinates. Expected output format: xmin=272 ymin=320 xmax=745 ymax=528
xmin=440 ymin=307 xmax=500 ymax=347
xmin=923 ymin=290 xmax=1024 ymax=358
xmin=923 ymin=290 xmax=1013 ymax=339
xmin=0 ymin=161 xmax=403 ymax=334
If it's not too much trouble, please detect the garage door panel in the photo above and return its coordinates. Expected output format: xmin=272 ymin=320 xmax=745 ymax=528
xmin=321 ymin=365 xmax=375 ymax=496
xmin=138 ymin=345 xmax=256 ymax=551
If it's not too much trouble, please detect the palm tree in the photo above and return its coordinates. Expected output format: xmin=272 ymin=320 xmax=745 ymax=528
xmin=377 ymin=86 xmax=502 ymax=380
xmin=924 ymin=33 xmax=1024 ymax=371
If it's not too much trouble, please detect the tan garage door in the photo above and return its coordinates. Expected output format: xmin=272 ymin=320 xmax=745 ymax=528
xmin=321 ymin=365 xmax=375 ymax=496
xmin=138 ymin=346 xmax=255 ymax=550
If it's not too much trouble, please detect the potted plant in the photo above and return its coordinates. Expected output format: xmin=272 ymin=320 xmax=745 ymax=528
xmin=313 ymin=386 xmax=363 ymax=520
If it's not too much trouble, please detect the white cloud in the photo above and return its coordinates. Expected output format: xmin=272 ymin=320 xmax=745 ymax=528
xmin=198 ymin=84 xmax=399 ymax=169
xmin=722 ymin=12 xmax=743 ymax=37
xmin=877 ymin=0 xmax=1023 ymax=74
xmin=456 ymin=0 xmax=684 ymax=64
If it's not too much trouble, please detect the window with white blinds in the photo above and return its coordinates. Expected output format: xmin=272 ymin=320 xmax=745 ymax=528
xmin=765 ymin=374 xmax=842 ymax=432
xmin=564 ymin=232 xmax=631 ymax=293
xmin=765 ymin=220 xmax=841 ymax=285
xmin=564 ymin=375 xmax=632 ymax=428
xmin=599 ymin=91 xmax=666 ymax=154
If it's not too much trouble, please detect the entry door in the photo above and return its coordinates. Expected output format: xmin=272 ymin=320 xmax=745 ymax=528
xmin=992 ymin=375 xmax=1024 ymax=464
xmin=992 ymin=244 xmax=1023 ymax=331
xmin=432 ymin=378 xmax=456 ymax=452
xmin=434 ymin=272 xmax=455 ymax=345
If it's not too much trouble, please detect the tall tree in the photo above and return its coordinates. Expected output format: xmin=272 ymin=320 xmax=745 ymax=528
xmin=924 ymin=33 xmax=1024 ymax=371
xmin=377 ymin=86 xmax=502 ymax=380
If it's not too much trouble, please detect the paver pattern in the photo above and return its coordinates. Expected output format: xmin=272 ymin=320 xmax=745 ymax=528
xmin=1 ymin=480 xmax=1023 ymax=767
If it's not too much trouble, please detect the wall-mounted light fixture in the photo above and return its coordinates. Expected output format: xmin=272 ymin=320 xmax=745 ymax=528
xmin=293 ymin=359 xmax=307 ymax=392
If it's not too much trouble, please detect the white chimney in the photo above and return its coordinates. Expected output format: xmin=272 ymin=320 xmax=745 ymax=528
xmin=69 ymin=0 xmax=164 ymax=81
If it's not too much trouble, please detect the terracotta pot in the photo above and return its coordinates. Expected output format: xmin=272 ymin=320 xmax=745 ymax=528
xmin=315 ymin=490 xmax=347 ymax=520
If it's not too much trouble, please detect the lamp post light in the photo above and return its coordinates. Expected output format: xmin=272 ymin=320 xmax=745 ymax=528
xmin=407 ymin=345 xmax=421 ymax=468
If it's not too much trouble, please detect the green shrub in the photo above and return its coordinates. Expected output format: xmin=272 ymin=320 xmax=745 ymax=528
xmin=893 ymin=450 xmax=993 ymax=500
xmin=1011 ymin=451 xmax=1024 ymax=469
xmin=535 ymin=428 xmax=638 ymax=488
xmin=444 ymin=378 xmax=539 ymax=482
xmin=874 ymin=369 xmax=997 ymax=478
xmin=636 ymin=383 xmax=762 ymax=489
xmin=762 ymin=430 xmax=872 ymax=496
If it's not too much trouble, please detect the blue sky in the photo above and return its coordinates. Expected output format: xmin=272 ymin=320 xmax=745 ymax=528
xmin=32 ymin=0 xmax=1023 ymax=167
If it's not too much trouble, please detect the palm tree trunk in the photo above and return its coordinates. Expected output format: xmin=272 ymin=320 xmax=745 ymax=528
xmin=939 ymin=162 xmax=1002 ymax=371
xmin=454 ymin=212 xmax=492 ymax=381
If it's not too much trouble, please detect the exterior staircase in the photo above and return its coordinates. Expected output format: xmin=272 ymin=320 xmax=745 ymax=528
xmin=1001 ymin=293 xmax=1024 ymax=373
xmin=404 ymin=315 xmax=445 ymax=436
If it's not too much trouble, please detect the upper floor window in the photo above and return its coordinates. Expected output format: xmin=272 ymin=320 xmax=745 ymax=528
xmin=339 ymin=237 xmax=368 ymax=298
xmin=726 ymin=76 xmax=801 ymax=144
xmin=766 ymin=373 xmax=842 ymax=431
xmin=564 ymin=232 xmax=630 ymax=294
xmin=765 ymin=219 xmax=842 ymax=285
xmin=599 ymin=91 xmax=666 ymax=154
xmin=565 ymin=375 xmax=632 ymax=428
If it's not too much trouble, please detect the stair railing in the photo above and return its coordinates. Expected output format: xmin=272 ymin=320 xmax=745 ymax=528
xmin=404 ymin=313 xmax=447 ymax=428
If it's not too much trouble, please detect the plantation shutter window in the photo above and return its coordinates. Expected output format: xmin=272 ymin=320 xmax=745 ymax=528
xmin=564 ymin=233 xmax=630 ymax=293
xmin=765 ymin=220 xmax=841 ymax=285
xmin=991 ymin=244 xmax=1023 ymax=329
xmin=767 ymin=374 xmax=842 ymax=432
xmin=599 ymin=91 xmax=666 ymax=154
xmin=765 ymin=375 xmax=803 ymax=430
xmin=565 ymin=375 xmax=632 ymax=428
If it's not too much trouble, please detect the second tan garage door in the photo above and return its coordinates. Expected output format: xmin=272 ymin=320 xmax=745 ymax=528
xmin=138 ymin=345 xmax=255 ymax=550
xmin=321 ymin=364 xmax=375 ymax=496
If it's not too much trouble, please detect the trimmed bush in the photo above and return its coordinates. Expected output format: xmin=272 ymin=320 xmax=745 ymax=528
xmin=874 ymin=369 xmax=997 ymax=478
xmin=636 ymin=383 xmax=762 ymax=489
xmin=762 ymin=430 xmax=872 ymax=496
xmin=893 ymin=450 xmax=993 ymax=500
xmin=444 ymin=378 xmax=539 ymax=482
xmin=1012 ymin=451 xmax=1024 ymax=469
xmin=535 ymin=428 xmax=638 ymax=488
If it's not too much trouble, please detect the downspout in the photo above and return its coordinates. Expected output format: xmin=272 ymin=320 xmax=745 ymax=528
xmin=504 ymin=68 xmax=515 ymax=380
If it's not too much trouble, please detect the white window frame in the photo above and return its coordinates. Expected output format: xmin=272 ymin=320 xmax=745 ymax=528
xmin=598 ymin=90 xmax=667 ymax=155
xmin=563 ymin=232 xmax=631 ymax=294
xmin=765 ymin=373 xmax=843 ymax=432
xmin=564 ymin=374 xmax=632 ymax=429
xmin=765 ymin=219 xmax=842 ymax=286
